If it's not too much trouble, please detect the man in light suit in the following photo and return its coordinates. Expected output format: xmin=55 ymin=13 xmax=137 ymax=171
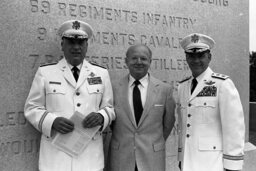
xmin=177 ymin=33 xmax=245 ymax=171
xmin=24 ymin=20 xmax=115 ymax=171
xmin=108 ymin=44 xmax=176 ymax=171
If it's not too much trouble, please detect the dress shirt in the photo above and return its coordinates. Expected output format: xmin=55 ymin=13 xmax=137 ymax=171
xmin=191 ymin=67 xmax=210 ymax=91
xmin=128 ymin=74 xmax=149 ymax=121
xmin=67 ymin=61 xmax=82 ymax=75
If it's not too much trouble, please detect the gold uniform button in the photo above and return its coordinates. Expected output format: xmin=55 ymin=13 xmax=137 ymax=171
xmin=53 ymin=89 xmax=56 ymax=92
xmin=76 ymin=92 xmax=80 ymax=96
xmin=186 ymin=134 xmax=190 ymax=138
xmin=77 ymin=103 xmax=81 ymax=107
xmin=188 ymin=103 xmax=191 ymax=107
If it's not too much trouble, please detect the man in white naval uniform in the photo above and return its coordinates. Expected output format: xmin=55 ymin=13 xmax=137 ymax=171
xmin=177 ymin=33 xmax=245 ymax=171
xmin=24 ymin=20 xmax=115 ymax=171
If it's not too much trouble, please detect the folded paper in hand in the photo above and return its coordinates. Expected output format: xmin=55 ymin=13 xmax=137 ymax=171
xmin=52 ymin=111 xmax=101 ymax=157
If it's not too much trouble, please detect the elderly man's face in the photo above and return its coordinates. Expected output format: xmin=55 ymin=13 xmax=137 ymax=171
xmin=61 ymin=38 xmax=88 ymax=66
xmin=186 ymin=50 xmax=211 ymax=78
xmin=125 ymin=45 xmax=152 ymax=80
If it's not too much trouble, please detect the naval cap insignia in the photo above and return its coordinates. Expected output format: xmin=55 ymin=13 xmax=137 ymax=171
xmin=191 ymin=34 xmax=199 ymax=43
xmin=72 ymin=21 xmax=80 ymax=30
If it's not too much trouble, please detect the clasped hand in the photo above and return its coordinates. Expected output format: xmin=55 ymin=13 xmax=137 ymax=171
xmin=52 ymin=117 xmax=74 ymax=134
xmin=82 ymin=112 xmax=104 ymax=128
xmin=53 ymin=112 xmax=103 ymax=134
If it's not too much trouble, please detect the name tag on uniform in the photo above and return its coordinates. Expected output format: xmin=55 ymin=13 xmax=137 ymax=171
xmin=197 ymin=86 xmax=217 ymax=97
xmin=87 ymin=77 xmax=102 ymax=85
xmin=49 ymin=81 xmax=61 ymax=85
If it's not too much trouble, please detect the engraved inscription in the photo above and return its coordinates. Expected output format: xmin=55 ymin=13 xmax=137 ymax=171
xmin=37 ymin=27 xmax=47 ymax=40
xmin=58 ymin=3 xmax=138 ymax=23
xmin=91 ymin=31 xmax=182 ymax=48
xmin=142 ymin=12 xmax=196 ymax=29
xmin=30 ymin=0 xmax=50 ymax=13
xmin=0 ymin=138 xmax=39 ymax=157
xmin=85 ymin=56 xmax=189 ymax=71
xmin=29 ymin=2 xmax=197 ymax=29
xmin=0 ymin=111 xmax=27 ymax=128
xmin=193 ymin=0 xmax=229 ymax=6
xmin=91 ymin=32 xmax=135 ymax=46
xmin=151 ymin=58 xmax=189 ymax=71
xmin=140 ymin=35 xmax=182 ymax=48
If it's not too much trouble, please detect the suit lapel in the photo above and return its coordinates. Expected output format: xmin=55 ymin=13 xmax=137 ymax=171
xmin=119 ymin=76 xmax=137 ymax=128
xmin=137 ymin=76 xmax=158 ymax=127
xmin=57 ymin=59 xmax=76 ymax=88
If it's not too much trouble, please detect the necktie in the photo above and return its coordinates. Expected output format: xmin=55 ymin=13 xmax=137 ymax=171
xmin=191 ymin=78 xmax=198 ymax=94
xmin=72 ymin=66 xmax=79 ymax=82
xmin=133 ymin=80 xmax=143 ymax=125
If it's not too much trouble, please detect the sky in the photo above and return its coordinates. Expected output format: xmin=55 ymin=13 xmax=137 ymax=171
xmin=250 ymin=0 xmax=256 ymax=52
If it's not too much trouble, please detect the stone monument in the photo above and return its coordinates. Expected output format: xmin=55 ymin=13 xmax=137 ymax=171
xmin=0 ymin=0 xmax=249 ymax=170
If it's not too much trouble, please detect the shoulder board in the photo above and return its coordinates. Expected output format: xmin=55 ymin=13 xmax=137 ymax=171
xmin=40 ymin=62 xmax=57 ymax=67
xmin=211 ymin=73 xmax=229 ymax=80
xmin=89 ymin=62 xmax=106 ymax=69
xmin=179 ymin=76 xmax=192 ymax=83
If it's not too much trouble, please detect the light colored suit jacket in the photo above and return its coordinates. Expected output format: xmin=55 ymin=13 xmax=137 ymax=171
xmin=177 ymin=67 xmax=245 ymax=171
xmin=24 ymin=58 xmax=115 ymax=171
xmin=108 ymin=74 xmax=175 ymax=171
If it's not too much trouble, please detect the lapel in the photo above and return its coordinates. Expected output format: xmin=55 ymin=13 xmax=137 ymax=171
xmin=76 ymin=60 xmax=91 ymax=89
xmin=119 ymin=75 xmax=137 ymax=128
xmin=57 ymin=59 xmax=91 ymax=90
xmin=137 ymin=75 xmax=158 ymax=128
xmin=183 ymin=78 xmax=192 ymax=102
xmin=57 ymin=59 xmax=76 ymax=88
xmin=189 ymin=68 xmax=213 ymax=102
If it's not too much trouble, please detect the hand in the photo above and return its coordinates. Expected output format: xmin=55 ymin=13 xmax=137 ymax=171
xmin=82 ymin=112 xmax=104 ymax=128
xmin=52 ymin=117 xmax=74 ymax=134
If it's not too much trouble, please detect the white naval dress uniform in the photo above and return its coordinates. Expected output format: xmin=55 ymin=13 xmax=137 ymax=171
xmin=177 ymin=67 xmax=245 ymax=171
xmin=24 ymin=58 xmax=115 ymax=171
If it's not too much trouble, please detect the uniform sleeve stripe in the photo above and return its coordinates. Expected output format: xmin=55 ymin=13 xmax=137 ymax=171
xmin=38 ymin=111 xmax=49 ymax=132
xmin=103 ymin=108 xmax=111 ymax=126
xmin=223 ymin=154 xmax=244 ymax=160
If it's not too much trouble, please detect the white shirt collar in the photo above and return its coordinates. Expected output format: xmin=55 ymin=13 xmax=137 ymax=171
xmin=129 ymin=74 xmax=149 ymax=88
xmin=65 ymin=58 xmax=82 ymax=70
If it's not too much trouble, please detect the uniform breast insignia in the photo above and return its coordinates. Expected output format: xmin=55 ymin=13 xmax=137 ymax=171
xmin=89 ymin=62 xmax=106 ymax=69
xmin=211 ymin=73 xmax=229 ymax=80
xmin=49 ymin=81 xmax=61 ymax=85
xmin=40 ymin=62 xmax=57 ymax=67
xmin=87 ymin=72 xmax=102 ymax=85
xmin=179 ymin=76 xmax=192 ymax=83
xmin=87 ymin=77 xmax=102 ymax=85
xmin=89 ymin=72 xmax=95 ymax=77
xmin=197 ymin=85 xmax=217 ymax=97
xmin=205 ymin=80 xmax=215 ymax=85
